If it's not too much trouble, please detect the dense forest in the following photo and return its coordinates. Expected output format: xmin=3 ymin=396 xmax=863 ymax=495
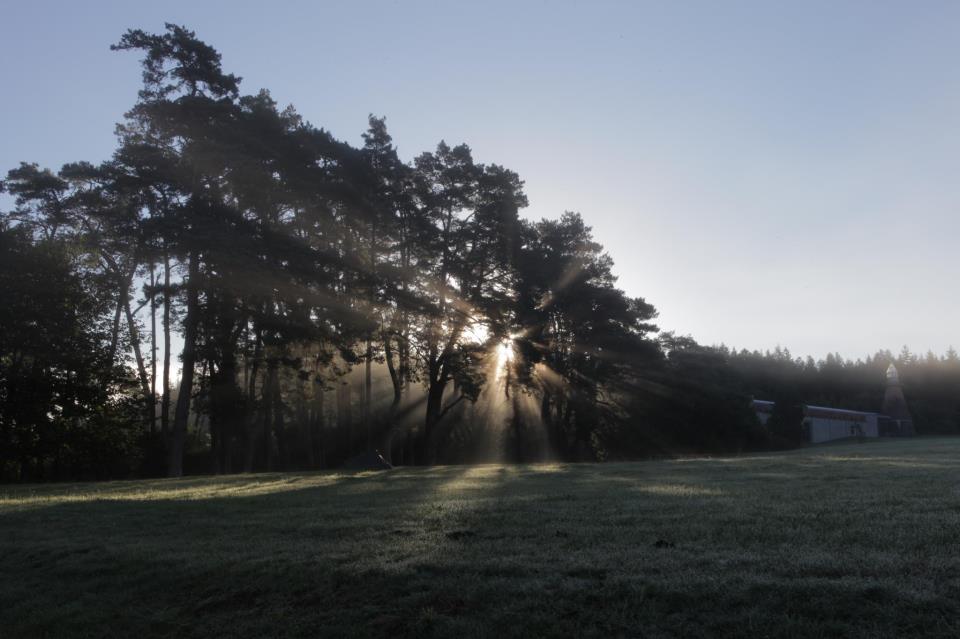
xmin=2 ymin=25 xmax=958 ymax=481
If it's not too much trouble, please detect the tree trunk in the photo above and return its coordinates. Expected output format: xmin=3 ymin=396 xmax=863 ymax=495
xmin=106 ymin=264 xmax=136 ymax=372
xmin=161 ymin=252 xmax=172 ymax=440
xmin=168 ymin=252 xmax=200 ymax=478
xmin=364 ymin=340 xmax=373 ymax=449
xmin=337 ymin=381 xmax=352 ymax=460
xmin=299 ymin=373 xmax=313 ymax=468
xmin=193 ymin=359 xmax=207 ymax=440
xmin=365 ymin=218 xmax=376 ymax=449
xmin=124 ymin=299 xmax=152 ymax=421
xmin=380 ymin=333 xmax=404 ymax=462
xmin=209 ymin=327 xmax=238 ymax=475
xmin=420 ymin=318 xmax=466 ymax=464
xmin=273 ymin=369 xmax=286 ymax=470
xmin=422 ymin=375 xmax=447 ymax=464
xmin=149 ymin=262 xmax=158 ymax=434
xmin=220 ymin=360 xmax=236 ymax=475
xmin=311 ymin=376 xmax=325 ymax=468
xmin=107 ymin=284 xmax=126 ymax=367
xmin=210 ymin=366 xmax=221 ymax=475
xmin=261 ymin=359 xmax=277 ymax=471
xmin=243 ymin=326 xmax=262 ymax=473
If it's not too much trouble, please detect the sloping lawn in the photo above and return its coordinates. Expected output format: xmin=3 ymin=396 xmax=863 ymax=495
xmin=3 ymin=438 xmax=960 ymax=638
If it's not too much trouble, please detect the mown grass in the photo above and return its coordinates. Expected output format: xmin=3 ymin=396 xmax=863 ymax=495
xmin=3 ymin=438 xmax=960 ymax=638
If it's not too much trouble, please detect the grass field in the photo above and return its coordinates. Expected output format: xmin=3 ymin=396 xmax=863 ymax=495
xmin=3 ymin=438 xmax=960 ymax=638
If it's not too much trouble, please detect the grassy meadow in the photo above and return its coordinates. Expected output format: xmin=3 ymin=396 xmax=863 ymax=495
xmin=3 ymin=438 xmax=960 ymax=638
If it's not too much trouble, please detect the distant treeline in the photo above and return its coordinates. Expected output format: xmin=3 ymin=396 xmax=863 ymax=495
xmin=1 ymin=25 xmax=954 ymax=481
xmin=725 ymin=346 xmax=960 ymax=435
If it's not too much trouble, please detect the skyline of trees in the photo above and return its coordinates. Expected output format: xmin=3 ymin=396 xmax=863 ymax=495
xmin=2 ymin=24 xmax=957 ymax=482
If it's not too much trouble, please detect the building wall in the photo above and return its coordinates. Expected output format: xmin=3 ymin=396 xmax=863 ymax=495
xmin=806 ymin=414 xmax=878 ymax=444
xmin=751 ymin=400 xmax=885 ymax=445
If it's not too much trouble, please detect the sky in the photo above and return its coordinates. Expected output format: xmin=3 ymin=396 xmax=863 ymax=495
xmin=2 ymin=0 xmax=959 ymax=361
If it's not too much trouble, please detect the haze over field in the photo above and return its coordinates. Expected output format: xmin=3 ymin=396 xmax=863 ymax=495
xmin=3 ymin=0 xmax=959 ymax=359
xmin=4 ymin=438 xmax=959 ymax=637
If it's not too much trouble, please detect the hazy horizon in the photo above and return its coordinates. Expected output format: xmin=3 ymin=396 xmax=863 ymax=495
xmin=3 ymin=0 xmax=958 ymax=361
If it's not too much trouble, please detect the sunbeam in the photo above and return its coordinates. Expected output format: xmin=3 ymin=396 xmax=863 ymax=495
xmin=495 ymin=337 xmax=515 ymax=380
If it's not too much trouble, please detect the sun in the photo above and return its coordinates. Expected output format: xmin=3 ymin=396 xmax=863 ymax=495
xmin=494 ymin=337 xmax=516 ymax=380
xmin=498 ymin=339 xmax=515 ymax=364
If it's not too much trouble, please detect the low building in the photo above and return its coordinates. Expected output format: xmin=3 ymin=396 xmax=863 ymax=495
xmin=753 ymin=363 xmax=914 ymax=445
xmin=753 ymin=400 xmax=879 ymax=443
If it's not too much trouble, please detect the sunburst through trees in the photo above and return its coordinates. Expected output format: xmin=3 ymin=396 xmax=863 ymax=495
xmin=1 ymin=23 xmax=786 ymax=480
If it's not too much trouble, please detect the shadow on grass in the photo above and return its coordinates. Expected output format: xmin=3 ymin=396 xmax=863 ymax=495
xmin=5 ymin=441 xmax=960 ymax=637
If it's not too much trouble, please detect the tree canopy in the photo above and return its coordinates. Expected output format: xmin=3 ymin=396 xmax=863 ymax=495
xmin=3 ymin=24 xmax=954 ymax=481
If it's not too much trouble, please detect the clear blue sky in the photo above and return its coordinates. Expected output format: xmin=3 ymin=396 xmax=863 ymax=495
xmin=3 ymin=0 xmax=959 ymax=360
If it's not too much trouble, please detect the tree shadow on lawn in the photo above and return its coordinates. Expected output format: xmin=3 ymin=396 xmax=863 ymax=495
xmin=3 ymin=457 xmax=960 ymax=638
xmin=5 ymin=522 xmax=958 ymax=639
xmin=0 ymin=464 xmax=535 ymax=637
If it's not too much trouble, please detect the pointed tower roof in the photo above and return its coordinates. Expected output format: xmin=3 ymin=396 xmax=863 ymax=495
xmin=882 ymin=363 xmax=912 ymax=422
xmin=886 ymin=363 xmax=900 ymax=385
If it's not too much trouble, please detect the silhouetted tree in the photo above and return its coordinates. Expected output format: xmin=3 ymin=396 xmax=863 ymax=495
xmin=6 ymin=23 xmax=958 ymax=480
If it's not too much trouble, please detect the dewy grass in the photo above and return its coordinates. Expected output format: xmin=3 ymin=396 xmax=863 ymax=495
xmin=3 ymin=438 xmax=960 ymax=638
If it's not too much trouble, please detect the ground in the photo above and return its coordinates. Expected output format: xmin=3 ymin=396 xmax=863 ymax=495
xmin=3 ymin=438 xmax=960 ymax=638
